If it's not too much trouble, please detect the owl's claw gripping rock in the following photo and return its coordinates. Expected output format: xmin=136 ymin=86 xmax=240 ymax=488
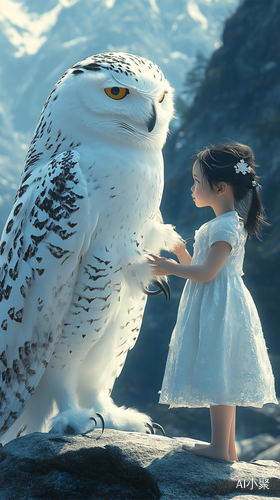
xmin=145 ymin=422 xmax=166 ymax=436
xmin=152 ymin=422 xmax=166 ymax=436
xmin=143 ymin=280 xmax=171 ymax=301
xmin=145 ymin=422 xmax=154 ymax=434
xmin=80 ymin=412 xmax=105 ymax=440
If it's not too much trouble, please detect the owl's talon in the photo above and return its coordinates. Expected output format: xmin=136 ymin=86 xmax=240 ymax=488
xmin=145 ymin=422 xmax=155 ymax=434
xmin=143 ymin=280 xmax=171 ymax=301
xmin=96 ymin=412 xmax=105 ymax=438
xmin=145 ymin=422 xmax=166 ymax=436
xmin=152 ymin=422 xmax=166 ymax=436
xmin=80 ymin=412 xmax=105 ymax=440
xmin=90 ymin=416 xmax=98 ymax=426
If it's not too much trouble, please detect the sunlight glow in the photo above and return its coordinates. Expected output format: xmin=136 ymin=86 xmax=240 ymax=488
xmin=105 ymin=0 xmax=116 ymax=8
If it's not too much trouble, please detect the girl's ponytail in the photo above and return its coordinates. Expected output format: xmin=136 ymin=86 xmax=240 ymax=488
xmin=244 ymin=185 xmax=267 ymax=238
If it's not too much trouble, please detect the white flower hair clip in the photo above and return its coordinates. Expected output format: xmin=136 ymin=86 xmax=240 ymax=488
xmin=234 ymin=159 xmax=252 ymax=175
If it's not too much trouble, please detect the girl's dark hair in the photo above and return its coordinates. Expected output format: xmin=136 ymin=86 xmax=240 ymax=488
xmin=192 ymin=142 xmax=268 ymax=238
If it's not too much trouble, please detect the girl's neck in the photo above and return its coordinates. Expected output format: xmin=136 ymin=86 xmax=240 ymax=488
xmin=206 ymin=181 xmax=235 ymax=217
xmin=213 ymin=200 xmax=235 ymax=218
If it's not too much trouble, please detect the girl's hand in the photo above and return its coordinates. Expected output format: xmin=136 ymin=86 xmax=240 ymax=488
xmin=172 ymin=239 xmax=192 ymax=266
xmin=172 ymin=241 xmax=187 ymax=259
xmin=147 ymin=254 xmax=178 ymax=276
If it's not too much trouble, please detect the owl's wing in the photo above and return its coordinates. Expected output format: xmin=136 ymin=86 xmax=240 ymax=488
xmin=0 ymin=150 xmax=96 ymax=435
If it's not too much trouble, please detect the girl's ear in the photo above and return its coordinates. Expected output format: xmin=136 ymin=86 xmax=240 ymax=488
xmin=215 ymin=182 xmax=227 ymax=196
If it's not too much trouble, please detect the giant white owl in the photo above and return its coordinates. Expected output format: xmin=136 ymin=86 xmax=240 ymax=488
xmin=0 ymin=52 xmax=181 ymax=445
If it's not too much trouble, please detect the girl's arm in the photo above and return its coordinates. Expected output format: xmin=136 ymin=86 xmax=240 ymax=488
xmin=149 ymin=241 xmax=231 ymax=283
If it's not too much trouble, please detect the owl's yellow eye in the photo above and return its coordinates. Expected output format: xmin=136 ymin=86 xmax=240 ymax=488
xmin=158 ymin=92 xmax=166 ymax=103
xmin=104 ymin=87 xmax=130 ymax=100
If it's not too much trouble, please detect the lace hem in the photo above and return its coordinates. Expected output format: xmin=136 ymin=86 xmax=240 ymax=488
xmin=159 ymin=397 xmax=279 ymax=409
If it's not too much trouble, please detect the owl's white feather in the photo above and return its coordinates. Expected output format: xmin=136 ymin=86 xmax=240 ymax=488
xmin=0 ymin=52 xmax=181 ymax=445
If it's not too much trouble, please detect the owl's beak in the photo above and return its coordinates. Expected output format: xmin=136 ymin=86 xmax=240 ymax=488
xmin=147 ymin=104 xmax=156 ymax=133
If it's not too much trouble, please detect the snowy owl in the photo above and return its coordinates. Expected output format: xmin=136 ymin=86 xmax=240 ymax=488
xmin=0 ymin=52 xmax=181 ymax=445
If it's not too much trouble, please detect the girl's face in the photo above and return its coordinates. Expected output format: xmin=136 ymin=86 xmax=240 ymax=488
xmin=191 ymin=160 xmax=214 ymax=208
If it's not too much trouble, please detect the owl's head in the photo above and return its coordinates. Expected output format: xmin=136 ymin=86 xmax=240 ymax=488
xmin=40 ymin=52 xmax=174 ymax=151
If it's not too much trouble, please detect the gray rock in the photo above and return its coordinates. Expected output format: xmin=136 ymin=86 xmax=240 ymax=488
xmin=236 ymin=433 xmax=280 ymax=462
xmin=1 ymin=429 xmax=279 ymax=500
xmin=253 ymin=441 xmax=280 ymax=461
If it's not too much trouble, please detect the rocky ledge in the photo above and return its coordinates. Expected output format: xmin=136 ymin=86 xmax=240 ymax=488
xmin=0 ymin=429 xmax=280 ymax=500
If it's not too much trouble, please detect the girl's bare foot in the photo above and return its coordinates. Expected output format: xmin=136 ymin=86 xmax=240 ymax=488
xmin=182 ymin=443 xmax=231 ymax=462
xmin=184 ymin=443 xmax=238 ymax=461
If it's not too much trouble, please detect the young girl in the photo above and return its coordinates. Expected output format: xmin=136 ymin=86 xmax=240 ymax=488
xmin=149 ymin=142 xmax=278 ymax=462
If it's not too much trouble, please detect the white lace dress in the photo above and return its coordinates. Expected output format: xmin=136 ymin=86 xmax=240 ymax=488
xmin=159 ymin=211 xmax=278 ymax=408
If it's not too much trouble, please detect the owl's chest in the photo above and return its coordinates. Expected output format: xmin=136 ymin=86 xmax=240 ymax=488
xmin=80 ymin=145 xmax=163 ymax=225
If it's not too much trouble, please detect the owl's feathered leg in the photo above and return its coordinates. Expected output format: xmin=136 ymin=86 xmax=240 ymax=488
xmin=40 ymin=250 xmax=172 ymax=437
xmin=73 ymin=287 xmax=162 ymax=435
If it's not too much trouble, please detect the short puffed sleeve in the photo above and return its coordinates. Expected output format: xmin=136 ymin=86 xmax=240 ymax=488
xmin=209 ymin=216 xmax=240 ymax=250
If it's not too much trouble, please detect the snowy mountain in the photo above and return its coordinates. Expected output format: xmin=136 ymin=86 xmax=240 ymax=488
xmin=0 ymin=0 xmax=239 ymax=230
